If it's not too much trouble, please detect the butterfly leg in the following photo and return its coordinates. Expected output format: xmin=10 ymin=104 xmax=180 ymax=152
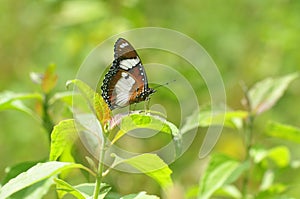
xmin=144 ymin=97 xmax=151 ymax=114
xmin=129 ymin=103 xmax=137 ymax=114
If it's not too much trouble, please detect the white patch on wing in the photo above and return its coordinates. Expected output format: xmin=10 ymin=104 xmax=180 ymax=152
xmin=119 ymin=58 xmax=140 ymax=70
xmin=114 ymin=72 xmax=135 ymax=106
xmin=120 ymin=42 xmax=129 ymax=48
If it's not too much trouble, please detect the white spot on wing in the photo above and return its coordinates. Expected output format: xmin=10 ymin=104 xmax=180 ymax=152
xmin=120 ymin=42 xmax=129 ymax=48
xmin=119 ymin=58 xmax=140 ymax=70
xmin=114 ymin=72 xmax=135 ymax=106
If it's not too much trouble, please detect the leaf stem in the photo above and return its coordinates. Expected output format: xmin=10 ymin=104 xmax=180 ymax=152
xmin=93 ymin=136 xmax=107 ymax=199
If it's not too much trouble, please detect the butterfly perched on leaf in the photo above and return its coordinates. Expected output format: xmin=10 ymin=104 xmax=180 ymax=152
xmin=101 ymin=38 xmax=155 ymax=110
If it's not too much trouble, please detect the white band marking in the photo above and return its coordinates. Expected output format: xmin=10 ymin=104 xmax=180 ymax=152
xmin=119 ymin=58 xmax=140 ymax=70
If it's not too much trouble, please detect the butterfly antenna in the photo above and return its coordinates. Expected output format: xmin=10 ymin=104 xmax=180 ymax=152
xmin=152 ymin=79 xmax=176 ymax=90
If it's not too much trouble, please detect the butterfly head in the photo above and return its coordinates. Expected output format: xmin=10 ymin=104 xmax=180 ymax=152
xmin=140 ymin=87 xmax=156 ymax=100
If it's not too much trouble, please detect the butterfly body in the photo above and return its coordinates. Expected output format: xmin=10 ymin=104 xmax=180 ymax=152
xmin=101 ymin=38 xmax=155 ymax=110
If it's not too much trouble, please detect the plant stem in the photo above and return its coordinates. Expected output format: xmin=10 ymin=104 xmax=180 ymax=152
xmin=240 ymin=83 xmax=255 ymax=198
xmin=42 ymin=93 xmax=54 ymax=141
xmin=242 ymin=113 xmax=254 ymax=198
xmin=93 ymin=136 xmax=107 ymax=199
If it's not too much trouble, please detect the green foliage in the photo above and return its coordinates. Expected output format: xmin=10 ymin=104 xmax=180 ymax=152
xmin=66 ymin=79 xmax=111 ymax=126
xmin=0 ymin=162 xmax=90 ymax=198
xmin=0 ymin=77 xmax=177 ymax=198
xmin=1 ymin=69 xmax=299 ymax=198
xmin=1 ymin=161 xmax=40 ymax=185
xmin=121 ymin=192 xmax=160 ymax=199
xmin=245 ymin=73 xmax=298 ymax=115
xmin=10 ymin=177 xmax=55 ymax=199
xmin=266 ymin=121 xmax=300 ymax=144
xmin=181 ymin=109 xmax=247 ymax=135
xmin=112 ymin=153 xmax=173 ymax=189
xmin=0 ymin=91 xmax=42 ymax=120
xmin=1 ymin=1 xmax=300 ymax=198
xmin=183 ymin=73 xmax=298 ymax=199
xmin=49 ymin=119 xmax=77 ymax=162
xmin=198 ymin=154 xmax=243 ymax=199
xmin=55 ymin=178 xmax=87 ymax=199
xmin=55 ymin=179 xmax=110 ymax=199
xmin=111 ymin=113 xmax=179 ymax=144
xmin=251 ymin=145 xmax=290 ymax=168
xmin=0 ymin=6 xmax=299 ymax=194
xmin=0 ymin=65 xmax=74 ymax=141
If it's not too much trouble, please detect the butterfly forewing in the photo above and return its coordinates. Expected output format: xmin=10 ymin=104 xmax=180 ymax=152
xmin=114 ymin=38 xmax=138 ymax=60
xmin=101 ymin=38 xmax=155 ymax=110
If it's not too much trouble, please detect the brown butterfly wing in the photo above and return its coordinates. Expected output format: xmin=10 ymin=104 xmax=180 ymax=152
xmin=114 ymin=38 xmax=139 ymax=60
xmin=101 ymin=38 xmax=155 ymax=110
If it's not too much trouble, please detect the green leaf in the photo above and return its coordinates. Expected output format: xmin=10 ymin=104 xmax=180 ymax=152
xmin=0 ymin=92 xmax=42 ymax=106
xmin=224 ymin=160 xmax=250 ymax=184
xmin=250 ymin=146 xmax=268 ymax=164
xmin=180 ymin=109 xmax=201 ymax=134
xmin=0 ymin=161 xmax=88 ymax=198
xmin=200 ymin=110 xmax=247 ymax=129
xmin=250 ymin=145 xmax=290 ymax=168
xmin=66 ymin=79 xmax=111 ymax=126
xmin=55 ymin=178 xmax=85 ymax=199
xmin=41 ymin=64 xmax=58 ymax=94
xmin=49 ymin=119 xmax=77 ymax=162
xmin=181 ymin=109 xmax=247 ymax=134
xmin=260 ymin=170 xmax=274 ymax=191
xmin=112 ymin=153 xmax=173 ymax=189
xmin=0 ymin=91 xmax=42 ymax=119
xmin=185 ymin=185 xmax=199 ymax=199
xmin=256 ymin=183 xmax=288 ymax=199
xmin=121 ymin=191 xmax=160 ymax=199
xmin=198 ymin=154 xmax=240 ymax=199
xmin=48 ymin=91 xmax=74 ymax=106
xmin=75 ymin=183 xmax=111 ymax=199
xmin=10 ymin=176 xmax=55 ymax=199
xmin=1 ymin=161 xmax=40 ymax=185
xmin=266 ymin=121 xmax=300 ymax=144
xmin=214 ymin=185 xmax=242 ymax=199
xmin=55 ymin=179 xmax=111 ymax=199
xmin=267 ymin=146 xmax=290 ymax=168
xmin=247 ymin=73 xmax=298 ymax=115
xmin=111 ymin=112 xmax=179 ymax=144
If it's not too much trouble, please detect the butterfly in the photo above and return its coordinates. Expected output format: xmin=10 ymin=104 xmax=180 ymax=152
xmin=101 ymin=38 xmax=155 ymax=110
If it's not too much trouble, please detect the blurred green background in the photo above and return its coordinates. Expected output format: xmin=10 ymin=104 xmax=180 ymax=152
xmin=1 ymin=0 xmax=300 ymax=197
